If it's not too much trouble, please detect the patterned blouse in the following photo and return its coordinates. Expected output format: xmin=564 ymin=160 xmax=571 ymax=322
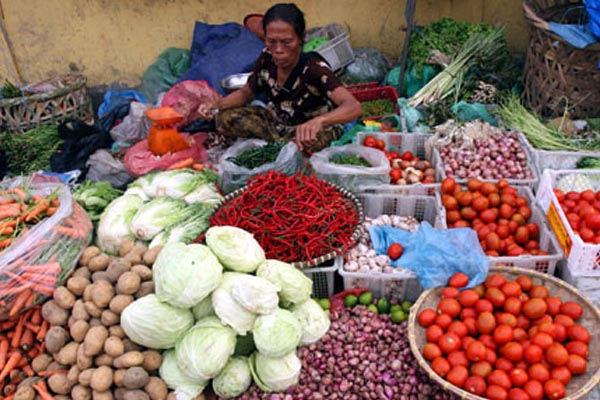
xmin=247 ymin=49 xmax=342 ymax=126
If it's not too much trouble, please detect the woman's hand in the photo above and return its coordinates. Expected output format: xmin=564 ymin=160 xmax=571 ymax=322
xmin=197 ymin=101 xmax=220 ymax=120
xmin=295 ymin=116 xmax=324 ymax=149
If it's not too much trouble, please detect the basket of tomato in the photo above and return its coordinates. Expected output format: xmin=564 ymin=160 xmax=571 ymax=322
xmin=408 ymin=267 xmax=600 ymax=400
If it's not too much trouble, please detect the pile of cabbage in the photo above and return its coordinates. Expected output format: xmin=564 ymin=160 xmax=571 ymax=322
xmin=120 ymin=226 xmax=330 ymax=399
xmin=95 ymin=168 xmax=223 ymax=254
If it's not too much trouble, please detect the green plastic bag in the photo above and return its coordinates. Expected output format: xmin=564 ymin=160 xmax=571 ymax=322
xmin=384 ymin=61 xmax=439 ymax=98
xmin=139 ymin=48 xmax=191 ymax=103
xmin=451 ymin=101 xmax=497 ymax=126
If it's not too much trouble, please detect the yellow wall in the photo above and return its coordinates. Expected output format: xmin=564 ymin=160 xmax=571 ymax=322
xmin=0 ymin=0 xmax=527 ymax=87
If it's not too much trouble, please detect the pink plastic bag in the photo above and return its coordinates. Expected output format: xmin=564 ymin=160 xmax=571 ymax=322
xmin=161 ymin=80 xmax=221 ymax=128
xmin=123 ymin=132 xmax=209 ymax=177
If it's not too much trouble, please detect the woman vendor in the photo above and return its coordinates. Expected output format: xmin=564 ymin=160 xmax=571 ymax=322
xmin=198 ymin=3 xmax=362 ymax=153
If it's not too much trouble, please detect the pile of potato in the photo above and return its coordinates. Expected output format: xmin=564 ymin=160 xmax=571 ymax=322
xmin=22 ymin=240 xmax=175 ymax=400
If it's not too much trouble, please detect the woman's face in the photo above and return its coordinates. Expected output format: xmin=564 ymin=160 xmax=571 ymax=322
xmin=265 ymin=20 xmax=302 ymax=70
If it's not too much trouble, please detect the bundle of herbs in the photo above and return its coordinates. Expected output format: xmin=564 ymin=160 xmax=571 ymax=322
xmin=226 ymin=141 xmax=285 ymax=169
xmin=0 ymin=126 xmax=63 ymax=175
xmin=330 ymin=152 xmax=372 ymax=167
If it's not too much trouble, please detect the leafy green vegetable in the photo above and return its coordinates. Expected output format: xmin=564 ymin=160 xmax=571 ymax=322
xmin=129 ymin=197 xmax=191 ymax=241
xmin=73 ymin=181 xmax=123 ymax=222
xmin=290 ymin=298 xmax=330 ymax=345
xmin=159 ymin=350 xmax=208 ymax=400
xmin=212 ymin=273 xmax=258 ymax=336
xmin=249 ymin=351 xmax=301 ymax=392
xmin=212 ymin=356 xmax=252 ymax=399
xmin=1 ymin=79 xmax=22 ymax=98
xmin=227 ymin=141 xmax=285 ymax=169
xmin=253 ymin=309 xmax=302 ymax=358
xmin=130 ymin=168 xmax=218 ymax=199
xmin=205 ymin=226 xmax=266 ymax=273
xmin=330 ymin=152 xmax=372 ymax=167
xmin=96 ymin=194 xmax=145 ymax=255
xmin=0 ymin=126 xmax=62 ymax=175
xmin=360 ymin=99 xmax=395 ymax=117
xmin=577 ymin=157 xmax=600 ymax=169
xmin=256 ymin=260 xmax=312 ymax=304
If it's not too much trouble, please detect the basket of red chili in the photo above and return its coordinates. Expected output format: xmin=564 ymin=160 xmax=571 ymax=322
xmin=209 ymin=171 xmax=364 ymax=269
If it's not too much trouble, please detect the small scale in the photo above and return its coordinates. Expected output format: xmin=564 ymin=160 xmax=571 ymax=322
xmin=144 ymin=107 xmax=190 ymax=156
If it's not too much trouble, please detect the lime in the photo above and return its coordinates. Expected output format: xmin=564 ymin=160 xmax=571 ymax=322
xmin=344 ymin=295 xmax=358 ymax=308
xmin=368 ymin=304 xmax=379 ymax=314
xmin=401 ymin=300 xmax=413 ymax=312
xmin=377 ymin=298 xmax=391 ymax=314
xmin=319 ymin=298 xmax=331 ymax=310
xmin=358 ymin=291 xmax=374 ymax=306
xmin=390 ymin=304 xmax=403 ymax=313
xmin=390 ymin=309 xmax=407 ymax=324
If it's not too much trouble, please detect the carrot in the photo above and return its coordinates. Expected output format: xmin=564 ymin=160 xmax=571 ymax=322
xmin=0 ymin=284 xmax=31 ymax=297
xmin=0 ymin=208 xmax=20 ymax=220
xmin=8 ymin=289 xmax=31 ymax=318
xmin=11 ymin=188 xmax=26 ymax=202
xmin=0 ymin=198 xmax=15 ymax=205
xmin=24 ymin=200 xmax=49 ymax=222
xmin=33 ymin=382 xmax=56 ymax=400
xmin=0 ymin=226 xmax=14 ymax=236
xmin=20 ymin=262 xmax=60 ymax=275
xmin=54 ymin=225 xmax=80 ymax=238
xmin=192 ymin=163 xmax=205 ymax=171
xmin=50 ymin=198 xmax=59 ymax=208
xmin=45 ymin=207 xmax=57 ymax=217
xmin=36 ymin=320 xmax=49 ymax=341
xmin=37 ymin=369 xmax=68 ymax=377
xmin=0 ymin=220 xmax=17 ymax=229
xmin=10 ymin=314 xmax=25 ymax=348
xmin=0 ymin=237 xmax=14 ymax=249
xmin=21 ymin=364 xmax=34 ymax=377
xmin=167 ymin=157 xmax=195 ymax=170
xmin=23 ymin=322 xmax=40 ymax=334
xmin=20 ymin=273 xmax=56 ymax=285
xmin=0 ymin=321 xmax=16 ymax=331
xmin=0 ymin=340 xmax=8 ymax=370
xmin=0 ymin=352 xmax=21 ymax=381
xmin=30 ymin=307 xmax=41 ymax=325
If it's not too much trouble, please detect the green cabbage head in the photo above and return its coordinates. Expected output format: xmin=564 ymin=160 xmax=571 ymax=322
xmin=121 ymin=294 xmax=193 ymax=349
xmin=192 ymin=295 xmax=215 ymax=321
xmin=212 ymin=273 xmax=257 ymax=335
xmin=230 ymin=274 xmax=280 ymax=314
xmin=212 ymin=356 xmax=252 ymax=399
xmin=205 ymin=226 xmax=265 ymax=273
xmin=253 ymin=309 xmax=302 ymax=358
xmin=290 ymin=298 xmax=331 ymax=345
xmin=154 ymin=242 xmax=223 ymax=308
xmin=96 ymin=194 xmax=144 ymax=255
xmin=159 ymin=350 xmax=208 ymax=400
xmin=249 ymin=351 xmax=301 ymax=392
xmin=256 ymin=259 xmax=313 ymax=304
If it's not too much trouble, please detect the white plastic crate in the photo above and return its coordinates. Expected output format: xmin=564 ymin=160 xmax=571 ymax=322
xmin=356 ymin=132 xmax=440 ymax=196
xmin=306 ymin=24 xmax=354 ymax=71
xmin=536 ymin=169 xmax=600 ymax=271
xmin=338 ymin=193 xmax=443 ymax=301
xmin=557 ymin=262 xmax=600 ymax=309
xmin=427 ymin=133 xmax=539 ymax=190
xmin=301 ymin=257 xmax=340 ymax=299
xmin=439 ymin=186 xmax=563 ymax=275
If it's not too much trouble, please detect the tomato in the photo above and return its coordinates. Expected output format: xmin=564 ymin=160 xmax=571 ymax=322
xmin=437 ymin=298 xmax=461 ymax=318
xmin=446 ymin=365 xmax=469 ymax=388
xmin=544 ymin=297 xmax=562 ymax=316
xmin=481 ymin=182 xmax=499 ymax=196
xmin=417 ymin=308 xmax=437 ymax=327
xmin=554 ymin=314 xmax=575 ymax=328
xmin=462 ymin=335 xmax=476 ymax=351
xmin=464 ymin=375 xmax=487 ymax=396
xmin=472 ymin=196 xmax=489 ymax=213
xmin=453 ymin=220 xmax=470 ymax=228
xmin=538 ymin=322 xmax=557 ymax=340
xmin=447 ymin=350 xmax=469 ymax=368
xmin=513 ymin=328 xmax=528 ymax=342
xmin=456 ymin=291 xmax=477 ymax=308
xmin=501 ymin=193 xmax=517 ymax=207
xmin=400 ymin=150 xmax=413 ymax=161
xmin=550 ymin=366 xmax=572 ymax=386
xmin=389 ymin=168 xmax=402 ymax=182
xmin=422 ymin=343 xmax=442 ymax=361
xmin=580 ymin=227 xmax=595 ymax=243
xmin=480 ymin=334 xmax=497 ymax=350
xmin=493 ymin=324 xmax=514 ymax=344
xmin=446 ymin=210 xmax=462 ymax=224
xmin=509 ymin=367 xmax=529 ymax=387
xmin=486 ymin=385 xmax=509 ymax=400
xmin=566 ymin=354 xmax=587 ymax=375
xmin=504 ymin=297 xmax=523 ymax=316
xmin=461 ymin=307 xmax=477 ymax=319
xmin=507 ymin=245 xmax=526 ymax=257
xmin=524 ymin=343 xmax=543 ymax=364
xmin=499 ymin=203 xmax=513 ymax=219
xmin=463 ymin=317 xmax=478 ymax=336
xmin=500 ymin=281 xmax=521 ymax=297
xmin=363 ymin=136 xmax=377 ymax=148
xmin=426 ymin=324 xmax=444 ymax=343
xmin=488 ymin=369 xmax=512 ymax=390
xmin=441 ymin=195 xmax=458 ymax=212
xmin=495 ymin=357 xmax=515 ymax=372
xmin=497 ymin=313 xmax=518 ymax=328
xmin=581 ymin=189 xmax=596 ymax=202
xmin=560 ymin=301 xmax=583 ymax=320
xmin=486 ymin=347 xmax=499 ymax=364
xmin=441 ymin=287 xmax=460 ymax=299
xmin=546 ymin=343 xmax=569 ymax=366
xmin=544 ymin=379 xmax=566 ymax=400
xmin=502 ymin=342 xmax=524 ymax=362
xmin=471 ymin=360 xmax=493 ymax=378
xmin=476 ymin=299 xmax=494 ymax=313
xmin=376 ymin=139 xmax=386 ymax=151
xmin=435 ymin=313 xmax=453 ymax=330
xmin=524 ymin=380 xmax=544 ymax=400
xmin=477 ymin=312 xmax=497 ymax=334
xmin=496 ymin=224 xmax=511 ymax=239
xmin=486 ymin=232 xmax=501 ymax=252
xmin=565 ymin=340 xmax=588 ymax=358
xmin=461 ymin=206 xmax=477 ymax=220
xmin=517 ymin=314 xmax=531 ymax=330
xmin=553 ymin=323 xmax=567 ymax=343
xmin=528 ymin=363 xmax=550 ymax=383
xmin=387 ymin=242 xmax=403 ymax=260
xmin=567 ymin=324 xmax=590 ymax=343
xmin=447 ymin=321 xmax=468 ymax=338
xmin=441 ymin=178 xmax=457 ymax=195
xmin=432 ymin=356 xmax=451 ymax=377
xmin=439 ymin=332 xmax=461 ymax=354
xmin=508 ymin=388 xmax=530 ymax=400
xmin=585 ymin=212 xmax=600 ymax=230
xmin=514 ymin=226 xmax=530 ymax=245
xmin=448 ymin=272 xmax=469 ymax=288
xmin=518 ymin=206 xmax=532 ymax=220
xmin=523 ymin=298 xmax=548 ymax=320
xmin=531 ymin=332 xmax=554 ymax=350
xmin=526 ymin=223 xmax=540 ymax=240
xmin=566 ymin=191 xmax=581 ymax=202
xmin=464 ymin=340 xmax=486 ymax=362
xmin=486 ymin=273 xmax=507 ymax=288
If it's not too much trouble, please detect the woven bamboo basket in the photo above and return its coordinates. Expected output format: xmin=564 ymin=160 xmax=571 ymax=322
xmin=0 ymin=74 xmax=93 ymax=134
xmin=408 ymin=266 xmax=600 ymax=400
xmin=522 ymin=0 xmax=600 ymax=118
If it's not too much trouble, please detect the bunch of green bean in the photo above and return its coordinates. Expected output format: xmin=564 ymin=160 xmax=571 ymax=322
xmin=227 ymin=141 xmax=285 ymax=169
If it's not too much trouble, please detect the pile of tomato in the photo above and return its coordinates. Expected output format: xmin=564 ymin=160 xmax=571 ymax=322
xmin=417 ymin=272 xmax=591 ymax=400
xmin=553 ymin=188 xmax=600 ymax=244
xmin=362 ymin=136 xmax=436 ymax=185
xmin=441 ymin=177 xmax=547 ymax=257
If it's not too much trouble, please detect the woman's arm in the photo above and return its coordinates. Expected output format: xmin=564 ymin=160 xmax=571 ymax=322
xmin=295 ymin=86 xmax=361 ymax=146
xmin=198 ymin=84 xmax=256 ymax=119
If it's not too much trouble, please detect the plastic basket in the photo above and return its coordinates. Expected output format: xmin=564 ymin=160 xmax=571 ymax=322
xmin=345 ymin=82 xmax=378 ymax=93
xmin=356 ymin=132 xmax=441 ymax=196
xmin=352 ymin=86 xmax=400 ymax=121
xmin=439 ymin=186 xmax=563 ymax=275
xmin=301 ymin=257 xmax=340 ymax=299
xmin=338 ymin=194 xmax=443 ymax=301
xmin=306 ymin=24 xmax=354 ymax=71
xmin=558 ymin=262 xmax=600 ymax=309
xmin=536 ymin=169 xmax=600 ymax=271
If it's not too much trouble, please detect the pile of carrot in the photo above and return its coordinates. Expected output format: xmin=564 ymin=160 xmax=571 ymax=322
xmin=0 ymin=305 xmax=54 ymax=399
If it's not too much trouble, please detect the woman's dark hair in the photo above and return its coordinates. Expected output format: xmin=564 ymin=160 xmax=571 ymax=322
xmin=263 ymin=3 xmax=306 ymax=39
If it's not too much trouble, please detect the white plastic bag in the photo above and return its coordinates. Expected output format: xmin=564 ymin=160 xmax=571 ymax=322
xmin=109 ymin=102 xmax=153 ymax=147
xmin=219 ymin=139 xmax=303 ymax=194
xmin=86 ymin=149 xmax=134 ymax=189
xmin=310 ymin=144 xmax=391 ymax=192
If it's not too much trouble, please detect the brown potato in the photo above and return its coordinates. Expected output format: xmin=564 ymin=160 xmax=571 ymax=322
xmin=114 ymin=369 xmax=126 ymax=387
xmin=31 ymin=353 xmax=53 ymax=373
xmin=67 ymin=276 xmax=91 ymax=296
xmin=70 ymin=320 xmax=90 ymax=343
xmin=122 ymin=339 xmax=143 ymax=353
xmin=122 ymin=367 xmax=149 ymax=389
xmin=45 ymin=327 xmax=70 ymax=354
xmin=94 ymin=354 xmax=114 ymax=367
xmin=72 ymin=385 xmax=92 ymax=400
xmin=109 ymin=295 xmax=134 ymax=315
xmin=108 ymin=325 xmax=126 ymax=339
xmin=80 ymin=246 xmax=101 ymax=266
xmin=14 ymin=385 xmax=35 ymax=400
xmin=116 ymin=272 xmax=141 ymax=295
xmin=67 ymin=365 xmax=81 ymax=385
xmin=142 ymin=246 xmax=162 ymax=266
xmin=144 ymin=377 xmax=168 ymax=400
xmin=119 ymin=239 xmax=136 ymax=257
xmin=83 ymin=326 xmax=109 ymax=356
xmin=90 ymin=365 xmax=113 ymax=392
xmin=141 ymin=351 xmax=161 ymax=371
xmin=130 ymin=264 xmax=152 ymax=281
xmin=72 ymin=300 xmax=90 ymax=321
xmin=123 ymin=390 xmax=150 ymax=400
xmin=78 ymin=368 xmax=95 ymax=387
xmin=101 ymin=310 xmax=120 ymax=326
xmin=92 ymin=390 xmax=114 ymax=400
xmin=88 ymin=254 xmax=110 ymax=272
xmin=77 ymin=344 xmax=94 ymax=370
xmin=73 ymin=266 xmax=92 ymax=280
xmin=104 ymin=336 xmax=125 ymax=358
xmin=55 ymin=342 xmax=79 ymax=366
xmin=106 ymin=259 xmax=132 ymax=283
xmin=84 ymin=301 xmax=103 ymax=318
xmin=134 ymin=282 xmax=155 ymax=299
xmin=42 ymin=300 xmax=70 ymax=326
xmin=113 ymin=351 xmax=144 ymax=369
xmin=53 ymin=286 xmax=76 ymax=309
xmin=91 ymin=280 xmax=115 ymax=308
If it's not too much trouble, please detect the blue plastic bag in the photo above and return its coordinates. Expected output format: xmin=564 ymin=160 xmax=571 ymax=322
xmin=179 ymin=22 xmax=264 ymax=95
xmin=587 ymin=0 xmax=600 ymax=39
xmin=98 ymin=90 xmax=147 ymax=117
xmin=369 ymin=222 xmax=488 ymax=289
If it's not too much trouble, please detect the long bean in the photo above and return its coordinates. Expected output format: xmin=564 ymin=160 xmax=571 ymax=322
xmin=227 ymin=142 xmax=285 ymax=169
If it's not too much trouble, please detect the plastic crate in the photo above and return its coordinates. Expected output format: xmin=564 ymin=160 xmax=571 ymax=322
xmin=306 ymin=24 xmax=354 ymax=71
xmin=345 ymin=82 xmax=378 ymax=93
xmin=557 ymin=262 xmax=600 ymax=309
xmin=353 ymin=86 xmax=400 ymax=121
xmin=301 ymin=257 xmax=340 ymax=299
xmin=517 ymin=132 xmax=600 ymax=175
xmin=536 ymin=169 xmax=600 ymax=271
xmin=429 ymin=135 xmax=539 ymax=190
xmin=338 ymin=194 xmax=443 ymax=301
xmin=439 ymin=186 xmax=563 ymax=275
xmin=356 ymin=132 xmax=440 ymax=196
